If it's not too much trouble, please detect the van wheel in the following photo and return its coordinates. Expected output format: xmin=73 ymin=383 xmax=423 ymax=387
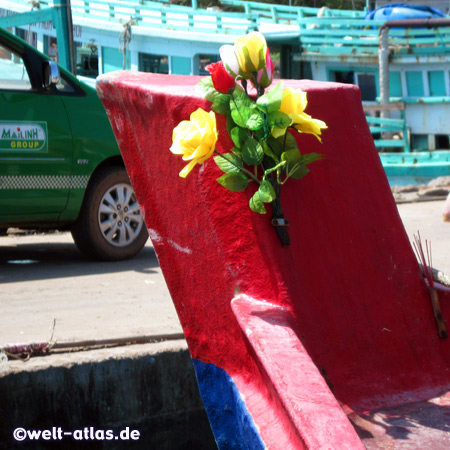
xmin=71 ymin=166 xmax=148 ymax=261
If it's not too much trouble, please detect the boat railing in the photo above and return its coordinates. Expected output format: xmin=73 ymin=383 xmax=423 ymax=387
xmin=220 ymin=0 xmax=365 ymax=24
xmin=389 ymin=96 xmax=450 ymax=104
xmin=297 ymin=16 xmax=450 ymax=59
xmin=363 ymin=103 xmax=410 ymax=152
xmin=14 ymin=0 xmax=258 ymax=35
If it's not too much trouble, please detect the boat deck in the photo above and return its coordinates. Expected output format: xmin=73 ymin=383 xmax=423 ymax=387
xmin=346 ymin=391 xmax=450 ymax=449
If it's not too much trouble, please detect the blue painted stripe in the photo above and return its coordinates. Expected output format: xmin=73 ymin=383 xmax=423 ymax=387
xmin=192 ymin=359 xmax=266 ymax=450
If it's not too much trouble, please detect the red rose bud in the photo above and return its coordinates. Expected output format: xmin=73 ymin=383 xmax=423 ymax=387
xmin=256 ymin=49 xmax=274 ymax=89
xmin=206 ymin=61 xmax=236 ymax=94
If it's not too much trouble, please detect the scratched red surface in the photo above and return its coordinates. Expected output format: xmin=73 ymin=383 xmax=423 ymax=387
xmin=97 ymin=72 xmax=450 ymax=448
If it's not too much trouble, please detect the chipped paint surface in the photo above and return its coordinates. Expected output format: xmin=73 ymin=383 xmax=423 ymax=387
xmin=148 ymin=229 xmax=192 ymax=254
xmin=167 ymin=239 xmax=192 ymax=254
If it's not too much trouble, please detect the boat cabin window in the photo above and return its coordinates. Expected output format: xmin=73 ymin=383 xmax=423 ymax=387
xmin=15 ymin=28 xmax=37 ymax=49
xmin=355 ymin=73 xmax=377 ymax=102
xmin=139 ymin=53 xmax=169 ymax=74
xmin=199 ymin=54 xmax=220 ymax=75
xmin=75 ymin=41 xmax=99 ymax=78
xmin=436 ymin=135 xmax=450 ymax=150
xmin=411 ymin=134 xmax=428 ymax=151
xmin=330 ymin=69 xmax=353 ymax=85
xmin=329 ymin=69 xmax=377 ymax=101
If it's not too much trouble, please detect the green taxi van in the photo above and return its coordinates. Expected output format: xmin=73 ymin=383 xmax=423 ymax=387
xmin=0 ymin=27 xmax=148 ymax=261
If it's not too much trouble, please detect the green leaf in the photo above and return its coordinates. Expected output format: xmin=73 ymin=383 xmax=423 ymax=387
xmin=230 ymin=106 xmax=246 ymax=128
xmin=217 ymin=172 xmax=248 ymax=192
xmin=267 ymin=135 xmax=283 ymax=158
xmin=230 ymin=146 xmax=243 ymax=158
xmin=230 ymin=90 xmax=263 ymax=131
xmin=230 ymin=127 xmax=248 ymax=149
xmin=256 ymin=81 xmax=284 ymax=114
xmin=214 ymin=153 xmax=243 ymax=174
xmin=281 ymin=148 xmax=306 ymax=179
xmin=212 ymin=94 xmax=231 ymax=115
xmin=261 ymin=140 xmax=279 ymax=163
xmin=195 ymin=77 xmax=219 ymax=102
xmin=281 ymin=132 xmax=299 ymax=152
xmin=242 ymin=136 xmax=264 ymax=166
xmin=281 ymin=148 xmax=300 ymax=165
xmin=230 ymin=91 xmax=251 ymax=128
xmin=246 ymin=112 xmax=264 ymax=131
xmin=249 ymin=191 xmax=267 ymax=214
xmin=226 ymin=114 xmax=237 ymax=135
xmin=268 ymin=111 xmax=291 ymax=131
xmin=289 ymin=163 xmax=309 ymax=180
xmin=302 ymin=152 xmax=324 ymax=165
xmin=258 ymin=180 xmax=276 ymax=203
xmin=283 ymin=152 xmax=323 ymax=180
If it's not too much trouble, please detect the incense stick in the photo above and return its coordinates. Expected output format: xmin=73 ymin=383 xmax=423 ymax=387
xmin=413 ymin=232 xmax=447 ymax=339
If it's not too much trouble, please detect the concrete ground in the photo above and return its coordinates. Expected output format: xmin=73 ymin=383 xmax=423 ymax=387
xmin=396 ymin=198 xmax=450 ymax=275
xmin=0 ymin=233 xmax=182 ymax=347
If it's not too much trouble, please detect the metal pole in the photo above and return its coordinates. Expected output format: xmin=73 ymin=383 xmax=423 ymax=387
xmin=378 ymin=26 xmax=390 ymax=119
xmin=377 ymin=18 xmax=450 ymax=118
xmin=66 ymin=0 xmax=76 ymax=75
xmin=53 ymin=0 xmax=75 ymax=74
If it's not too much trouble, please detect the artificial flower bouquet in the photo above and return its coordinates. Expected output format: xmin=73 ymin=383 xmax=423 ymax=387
xmin=170 ymin=32 xmax=327 ymax=245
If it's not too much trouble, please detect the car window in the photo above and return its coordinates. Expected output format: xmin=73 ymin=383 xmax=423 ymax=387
xmin=0 ymin=44 xmax=31 ymax=91
xmin=56 ymin=73 xmax=76 ymax=93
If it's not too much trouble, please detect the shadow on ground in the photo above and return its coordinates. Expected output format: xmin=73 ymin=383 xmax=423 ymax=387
xmin=0 ymin=233 xmax=159 ymax=283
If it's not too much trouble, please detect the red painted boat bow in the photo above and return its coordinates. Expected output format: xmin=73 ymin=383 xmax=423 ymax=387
xmin=97 ymin=72 xmax=450 ymax=449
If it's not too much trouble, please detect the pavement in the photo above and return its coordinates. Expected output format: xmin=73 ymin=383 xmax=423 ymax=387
xmin=396 ymin=197 xmax=450 ymax=275
xmin=1 ymin=196 xmax=450 ymax=359
xmin=0 ymin=233 xmax=182 ymax=349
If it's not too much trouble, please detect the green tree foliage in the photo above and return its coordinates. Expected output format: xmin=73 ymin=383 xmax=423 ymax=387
xmin=170 ymin=0 xmax=367 ymax=11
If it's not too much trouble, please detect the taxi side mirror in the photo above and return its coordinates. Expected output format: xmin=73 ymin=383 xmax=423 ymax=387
xmin=42 ymin=60 xmax=60 ymax=88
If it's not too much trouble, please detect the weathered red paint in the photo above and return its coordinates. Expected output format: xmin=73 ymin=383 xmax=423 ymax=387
xmin=97 ymin=72 xmax=450 ymax=448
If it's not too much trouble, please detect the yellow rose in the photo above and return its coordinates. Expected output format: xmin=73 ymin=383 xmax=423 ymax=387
xmin=170 ymin=108 xmax=218 ymax=178
xmin=272 ymin=88 xmax=327 ymax=140
xmin=234 ymin=31 xmax=267 ymax=75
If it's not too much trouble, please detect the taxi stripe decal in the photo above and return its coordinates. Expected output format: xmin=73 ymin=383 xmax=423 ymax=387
xmin=0 ymin=175 xmax=89 ymax=190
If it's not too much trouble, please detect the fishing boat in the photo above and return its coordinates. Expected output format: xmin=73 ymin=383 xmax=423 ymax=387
xmin=4 ymin=1 xmax=450 ymax=447
xmin=1 ymin=0 xmax=450 ymax=183
xmin=275 ymin=0 xmax=450 ymax=185
xmin=97 ymin=69 xmax=450 ymax=449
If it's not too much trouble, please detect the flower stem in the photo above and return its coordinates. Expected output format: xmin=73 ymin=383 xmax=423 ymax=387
xmin=282 ymin=130 xmax=288 ymax=152
xmin=269 ymin=180 xmax=290 ymax=246
xmin=242 ymin=79 xmax=248 ymax=96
